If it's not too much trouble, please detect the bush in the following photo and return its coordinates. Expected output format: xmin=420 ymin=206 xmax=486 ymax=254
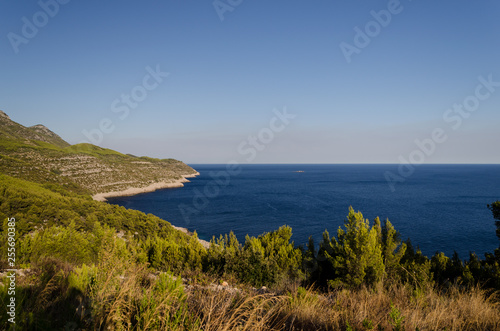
xmin=205 ymin=226 xmax=303 ymax=287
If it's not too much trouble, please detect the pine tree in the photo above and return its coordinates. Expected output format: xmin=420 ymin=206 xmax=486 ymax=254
xmin=303 ymin=236 xmax=319 ymax=280
xmin=324 ymin=207 xmax=385 ymax=288
xmin=431 ymin=252 xmax=451 ymax=285
xmin=487 ymin=201 xmax=500 ymax=258
xmin=381 ymin=218 xmax=407 ymax=281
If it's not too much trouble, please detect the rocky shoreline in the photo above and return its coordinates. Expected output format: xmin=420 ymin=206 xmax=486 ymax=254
xmin=92 ymin=172 xmax=200 ymax=202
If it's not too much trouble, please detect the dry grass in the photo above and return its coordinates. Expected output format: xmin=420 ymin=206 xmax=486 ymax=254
xmin=88 ymin=250 xmax=199 ymax=330
xmin=184 ymin=281 xmax=500 ymax=331
xmin=9 ymin=256 xmax=500 ymax=330
xmin=189 ymin=288 xmax=287 ymax=331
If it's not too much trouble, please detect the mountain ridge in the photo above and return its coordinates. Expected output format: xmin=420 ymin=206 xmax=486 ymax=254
xmin=0 ymin=110 xmax=198 ymax=196
xmin=0 ymin=110 xmax=70 ymax=148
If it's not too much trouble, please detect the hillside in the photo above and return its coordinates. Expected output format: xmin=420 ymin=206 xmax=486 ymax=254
xmin=0 ymin=110 xmax=69 ymax=148
xmin=0 ymin=110 xmax=198 ymax=197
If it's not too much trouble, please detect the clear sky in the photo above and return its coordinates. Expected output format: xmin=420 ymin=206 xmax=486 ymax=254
xmin=1 ymin=0 xmax=499 ymax=164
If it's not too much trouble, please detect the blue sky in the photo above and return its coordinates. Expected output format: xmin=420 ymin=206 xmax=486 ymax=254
xmin=1 ymin=0 xmax=499 ymax=163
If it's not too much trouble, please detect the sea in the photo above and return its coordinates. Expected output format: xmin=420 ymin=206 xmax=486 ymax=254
xmin=107 ymin=164 xmax=500 ymax=259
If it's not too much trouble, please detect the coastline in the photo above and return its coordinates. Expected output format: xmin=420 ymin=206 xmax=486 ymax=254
xmin=92 ymin=171 xmax=210 ymax=248
xmin=92 ymin=172 xmax=200 ymax=202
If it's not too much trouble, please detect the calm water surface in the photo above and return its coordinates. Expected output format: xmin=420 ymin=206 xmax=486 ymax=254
xmin=107 ymin=164 xmax=500 ymax=258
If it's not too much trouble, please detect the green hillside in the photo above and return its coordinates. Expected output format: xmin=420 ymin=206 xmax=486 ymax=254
xmin=0 ymin=111 xmax=197 ymax=195
xmin=0 ymin=110 xmax=69 ymax=149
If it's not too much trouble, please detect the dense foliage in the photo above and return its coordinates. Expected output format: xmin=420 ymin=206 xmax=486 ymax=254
xmin=0 ymin=174 xmax=204 ymax=271
xmin=5 ymin=172 xmax=495 ymax=294
xmin=206 ymin=226 xmax=303 ymax=286
xmin=0 ymin=174 xmax=499 ymax=329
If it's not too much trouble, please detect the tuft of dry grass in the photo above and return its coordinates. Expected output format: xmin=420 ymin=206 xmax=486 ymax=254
xmin=188 ymin=287 xmax=287 ymax=331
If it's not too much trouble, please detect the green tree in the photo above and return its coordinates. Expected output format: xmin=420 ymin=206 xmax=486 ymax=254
xmin=315 ymin=229 xmax=336 ymax=287
xmin=206 ymin=231 xmax=241 ymax=274
xmin=303 ymin=236 xmax=319 ymax=280
xmin=379 ymin=218 xmax=407 ymax=281
xmin=487 ymin=201 xmax=500 ymax=255
xmin=431 ymin=252 xmax=452 ymax=285
xmin=323 ymin=207 xmax=385 ymax=288
xmin=206 ymin=226 xmax=303 ymax=286
xmin=240 ymin=225 xmax=303 ymax=285
xmin=182 ymin=231 xmax=206 ymax=270
xmin=399 ymin=239 xmax=433 ymax=288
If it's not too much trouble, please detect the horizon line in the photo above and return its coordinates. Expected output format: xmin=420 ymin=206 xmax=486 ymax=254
xmin=186 ymin=162 xmax=500 ymax=165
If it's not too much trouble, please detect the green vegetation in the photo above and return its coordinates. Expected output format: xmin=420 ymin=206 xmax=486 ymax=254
xmin=0 ymin=111 xmax=197 ymax=195
xmin=0 ymin=112 xmax=499 ymax=329
xmin=322 ymin=208 xmax=386 ymax=288
xmin=488 ymin=201 xmax=500 ymax=251
xmin=1 ymin=175 xmax=500 ymax=330
xmin=0 ymin=111 xmax=69 ymax=149
xmin=0 ymin=174 xmax=202 ymax=269
xmin=206 ymin=226 xmax=303 ymax=286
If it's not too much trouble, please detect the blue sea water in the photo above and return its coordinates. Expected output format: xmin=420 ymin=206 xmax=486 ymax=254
xmin=107 ymin=164 xmax=500 ymax=259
